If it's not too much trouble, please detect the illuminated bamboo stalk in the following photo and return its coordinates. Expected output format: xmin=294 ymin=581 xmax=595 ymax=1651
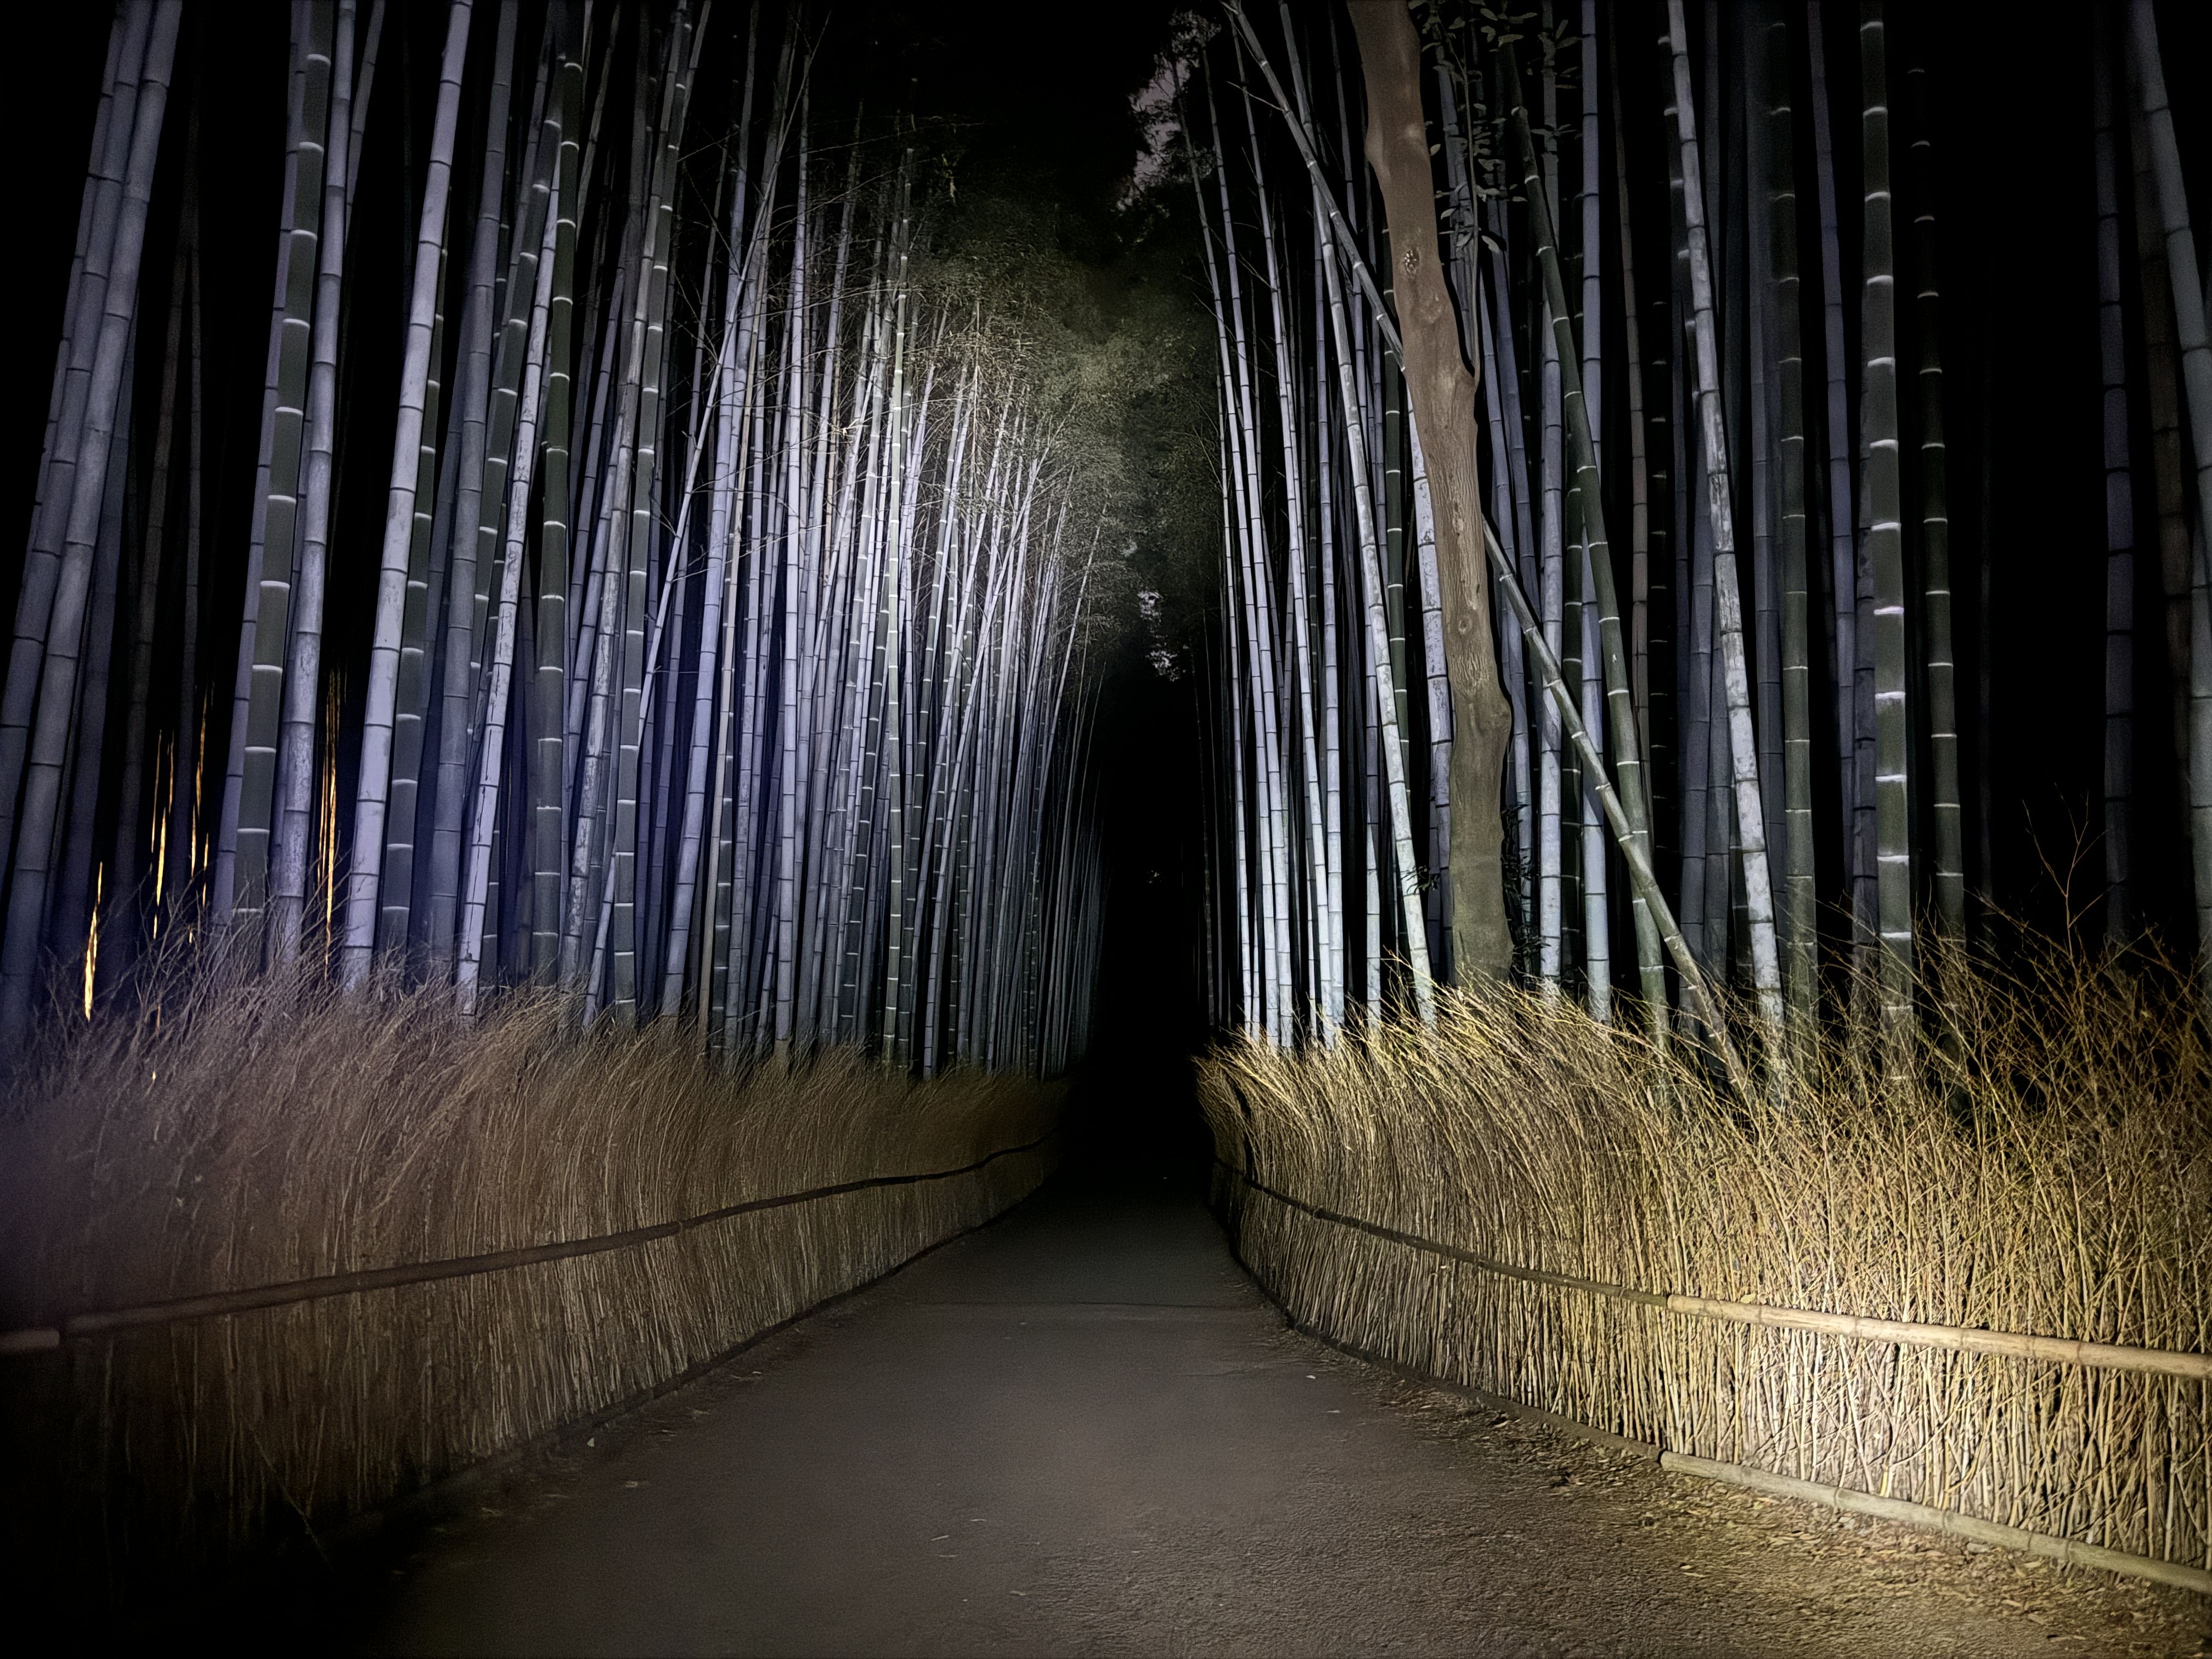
xmin=0 ymin=0 xmax=180 ymax=1051
xmin=1855 ymin=0 xmax=1914 ymax=1024
xmin=55 ymin=335 xmax=132 ymax=975
xmin=268 ymin=0 xmax=359 ymax=969
xmin=343 ymin=0 xmax=473 ymax=988
xmin=528 ymin=7 xmax=585 ymax=984
xmin=1804 ymin=2 xmax=1860 ymax=918
xmin=214 ymin=0 xmax=331 ymax=944
xmin=456 ymin=128 xmax=563 ymax=1017
xmin=1318 ymin=183 xmax=1434 ymax=1026
xmin=0 ymin=5 xmax=149 ymax=888
xmin=432 ymin=4 xmax=560 ymax=975
xmin=1502 ymin=40 xmax=1665 ymax=1027
xmin=1763 ymin=8 xmax=1817 ymax=1022
xmin=1664 ymin=0 xmax=1788 ymax=1063
xmin=1576 ymin=0 xmax=1610 ymax=1023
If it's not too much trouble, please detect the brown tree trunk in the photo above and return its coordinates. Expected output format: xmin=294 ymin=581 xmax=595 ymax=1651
xmin=1345 ymin=0 xmax=1514 ymax=981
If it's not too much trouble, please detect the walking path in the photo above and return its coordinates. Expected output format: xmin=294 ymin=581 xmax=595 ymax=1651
xmin=354 ymin=1163 xmax=2204 ymax=1657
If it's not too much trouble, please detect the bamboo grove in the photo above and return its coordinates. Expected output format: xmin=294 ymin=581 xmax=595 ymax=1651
xmin=1192 ymin=0 xmax=2212 ymax=1056
xmin=0 ymin=0 xmax=1107 ymax=1073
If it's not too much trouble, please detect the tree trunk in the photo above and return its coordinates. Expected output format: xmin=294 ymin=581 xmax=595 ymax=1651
xmin=1345 ymin=0 xmax=1514 ymax=984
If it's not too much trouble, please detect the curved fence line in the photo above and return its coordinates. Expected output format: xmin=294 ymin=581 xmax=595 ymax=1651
xmin=1222 ymin=1164 xmax=2212 ymax=1596
xmin=0 ymin=1130 xmax=1060 ymax=1357
xmin=1219 ymin=1161 xmax=2212 ymax=1380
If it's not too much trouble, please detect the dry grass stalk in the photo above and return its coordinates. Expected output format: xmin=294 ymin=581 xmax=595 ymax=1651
xmin=0 ymin=963 xmax=1059 ymax=1594
xmin=1199 ymin=930 xmax=2211 ymax=1574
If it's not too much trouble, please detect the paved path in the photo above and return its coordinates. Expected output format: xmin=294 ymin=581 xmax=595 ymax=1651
xmin=353 ymin=1164 xmax=2201 ymax=1657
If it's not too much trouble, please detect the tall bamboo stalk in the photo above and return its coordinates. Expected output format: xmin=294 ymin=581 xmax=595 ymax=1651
xmin=1904 ymin=39 xmax=1962 ymax=938
xmin=0 ymin=0 xmax=181 ymax=1050
xmin=1664 ymin=0 xmax=1787 ymax=1066
xmin=1857 ymin=0 xmax=1915 ymax=1025
xmin=344 ymin=0 xmax=473 ymax=987
xmin=270 ymin=0 xmax=361 ymax=968
xmin=1763 ymin=6 xmax=1817 ymax=1024
xmin=2126 ymin=0 xmax=2212 ymax=999
xmin=2092 ymin=11 xmax=2134 ymax=940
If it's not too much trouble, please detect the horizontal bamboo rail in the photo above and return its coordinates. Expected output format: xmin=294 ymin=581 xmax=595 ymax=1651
xmin=1658 ymin=1451 xmax=2212 ymax=1596
xmin=1222 ymin=1163 xmax=2212 ymax=1380
xmin=1267 ymin=1300 xmax=2212 ymax=1596
xmin=0 ymin=1130 xmax=1059 ymax=1357
xmin=1224 ymin=1165 xmax=2212 ymax=1595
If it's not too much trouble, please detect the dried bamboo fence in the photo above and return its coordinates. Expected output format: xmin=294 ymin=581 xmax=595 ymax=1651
xmin=0 ymin=974 xmax=1059 ymax=1596
xmin=1198 ymin=942 xmax=2212 ymax=1596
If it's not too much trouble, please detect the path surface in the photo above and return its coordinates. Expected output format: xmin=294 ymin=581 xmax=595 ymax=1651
xmin=354 ymin=1164 xmax=2205 ymax=1657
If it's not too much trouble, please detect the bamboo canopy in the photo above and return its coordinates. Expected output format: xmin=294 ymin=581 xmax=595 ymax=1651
xmin=0 ymin=0 xmax=1109 ymax=1074
xmin=1192 ymin=0 xmax=2212 ymax=1051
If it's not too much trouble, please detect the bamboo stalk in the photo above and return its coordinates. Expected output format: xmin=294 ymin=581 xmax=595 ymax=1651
xmin=2126 ymin=0 xmax=2212 ymax=1005
xmin=1856 ymin=0 xmax=1915 ymax=1023
xmin=1663 ymin=0 xmax=1788 ymax=1069
xmin=0 ymin=1 xmax=182 ymax=1050
xmin=344 ymin=0 xmax=474 ymax=987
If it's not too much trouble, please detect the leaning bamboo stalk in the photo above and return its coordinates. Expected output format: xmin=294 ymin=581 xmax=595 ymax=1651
xmin=425 ymin=0 xmax=527 ymax=972
xmin=1500 ymin=41 xmax=1667 ymax=1031
xmin=1483 ymin=522 xmax=1746 ymax=1089
xmin=1256 ymin=30 xmax=1699 ymax=1037
xmin=0 ymin=4 xmax=151 ymax=887
xmin=0 ymin=0 xmax=181 ymax=1052
xmin=1663 ymin=0 xmax=1788 ymax=1066
xmin=53 ymin=340 xmax=132 ymax=973
xmin=1242 ymin=78 xmax=1339 ymax=1038
xmin=456 ymin=151 xmax=563 ymax=1017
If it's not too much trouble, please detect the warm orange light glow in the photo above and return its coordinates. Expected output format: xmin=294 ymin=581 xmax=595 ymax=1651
xmin=82 ymin=866 xmax=102 ymax=1020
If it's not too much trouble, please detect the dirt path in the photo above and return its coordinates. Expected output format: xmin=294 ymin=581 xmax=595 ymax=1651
xmin=349 ymin=1165 xmax=2207 ymax=1657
